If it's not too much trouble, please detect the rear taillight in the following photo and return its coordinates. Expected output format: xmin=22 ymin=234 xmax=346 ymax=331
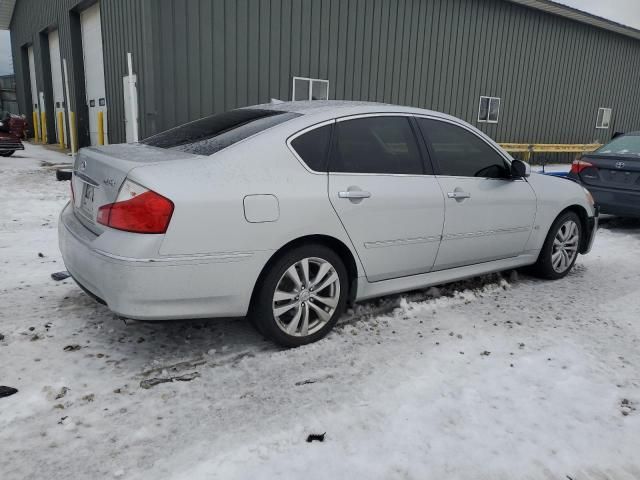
xmin=570 ymin=159 xmax=594 ymax=175
xmin=97 ymin=180 xmax=174 ymax=234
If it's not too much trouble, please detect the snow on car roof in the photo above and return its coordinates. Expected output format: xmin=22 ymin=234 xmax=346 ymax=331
xmin=247 ymin=100 xmax=449 ymax=119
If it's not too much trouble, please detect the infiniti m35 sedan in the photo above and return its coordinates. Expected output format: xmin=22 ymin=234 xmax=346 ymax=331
xmin=59 ymin=101 xmax=597 ymax=346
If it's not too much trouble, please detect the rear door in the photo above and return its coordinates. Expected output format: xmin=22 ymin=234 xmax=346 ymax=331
xmin=327 ymin=115 xmax=445 ymax=282
xmin=417 ymin=117 xmax=537 ymax=270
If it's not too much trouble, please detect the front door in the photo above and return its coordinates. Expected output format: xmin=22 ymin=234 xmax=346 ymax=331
xmin=328 ymin=115 xmax=445 ymax=282
xmin=416 ymin=117 xmax=537 ymax=270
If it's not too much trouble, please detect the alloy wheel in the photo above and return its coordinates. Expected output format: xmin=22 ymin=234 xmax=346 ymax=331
xmin=272 ymin=257 xmax=341 ymax=337
xmin=551 ymin=220 xmax=579 ymax=273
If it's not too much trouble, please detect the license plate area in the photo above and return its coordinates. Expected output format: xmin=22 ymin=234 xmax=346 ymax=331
xmin=80 ymin=183 xmax=95 ymax=218
xmin=603 ymin=169 xmax=634 ymax=185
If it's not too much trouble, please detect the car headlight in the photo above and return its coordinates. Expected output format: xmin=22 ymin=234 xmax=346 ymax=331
xmin=583 ymin=187 xmax=595 ymax=207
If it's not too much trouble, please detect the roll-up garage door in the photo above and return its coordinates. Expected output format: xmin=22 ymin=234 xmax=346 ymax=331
xmin=48 ymin=30 xmax=68 ymax=148
xmin=27 ymin=46 xmax=40 ymax=140
xmin=80 ymin=2 xmax=108 ymax=145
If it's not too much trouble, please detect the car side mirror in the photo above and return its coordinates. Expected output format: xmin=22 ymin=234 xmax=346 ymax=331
xmin=510 ymin=159 xmax=530 ymax=179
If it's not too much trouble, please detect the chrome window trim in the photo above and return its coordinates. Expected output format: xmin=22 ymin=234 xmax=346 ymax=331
xmin=334 ymin=112 xmax=416 ymax=122
xmin=287 ymin=111 xmax=518 ymax=179
xmin=328 ymin=172 xmax=438 ymax=178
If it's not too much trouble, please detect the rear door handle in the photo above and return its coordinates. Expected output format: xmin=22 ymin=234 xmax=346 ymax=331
xmin=339 ymin=191 xmax=371 ymax=199
xmin=447 ymin=191 xmax=471 ymax=199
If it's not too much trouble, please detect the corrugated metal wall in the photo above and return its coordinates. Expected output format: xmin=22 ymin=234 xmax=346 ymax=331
xmin=9 ymin=0 xmax=153 ymax=146
xmin=10 ymin=0 xmax=640 ymax=147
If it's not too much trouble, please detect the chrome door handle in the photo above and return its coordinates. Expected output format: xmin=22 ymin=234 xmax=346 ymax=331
xmin=339 ymin=191 xmax=371 ymax=199
xmin=447 ymin=191 xmax=471 ymax=199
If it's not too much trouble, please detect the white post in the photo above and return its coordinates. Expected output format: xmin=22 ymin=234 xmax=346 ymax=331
xmin=127 ymin=52 xmax=139 ymax=143
xmin=62 ymin=59 xmax=76 ymax=158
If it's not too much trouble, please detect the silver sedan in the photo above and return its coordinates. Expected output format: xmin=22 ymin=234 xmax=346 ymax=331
xmin=59 ymin=101 xmax=598 ymax=346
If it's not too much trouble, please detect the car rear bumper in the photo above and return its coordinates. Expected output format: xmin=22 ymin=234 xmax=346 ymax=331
xmin=58 ymin=202 xmax=269 ymax=320
xmin=583 ymin=185 xmax=640 ymax=218
xmin=0 ymin=139 xmax=24 ymax=151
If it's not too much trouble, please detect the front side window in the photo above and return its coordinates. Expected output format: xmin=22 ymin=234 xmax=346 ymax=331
xmin=330 ymin=116 xmax=424 ymax=175
xmin=290 ymin=124 xmax=332 ymax=171
xmin=418 ymin=118 xmax=509 ymax=178
xmin=478 ymin=96 xmax=500 ymax=123
xmin=142 ymin=109 xmax=300 ymax=156
xmin=596 ymin=108 xmax=612 ymax=129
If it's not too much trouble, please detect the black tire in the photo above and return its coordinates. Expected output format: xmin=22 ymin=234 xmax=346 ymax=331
xmin=530 ymin=211 xmax=582 ymax=280
xmin=250 ymin=244 xmax=349 ymax=347
xmin=0 ymin=150 xmax=15 ymax=157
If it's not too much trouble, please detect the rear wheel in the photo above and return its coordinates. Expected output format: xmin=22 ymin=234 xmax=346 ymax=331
xmin=531 ymin=211 xmax=582 ymax=279
xmin=0 ymin=150 xmax=15 ymax=157
xmin=250 ymin=244 xmax=348 ymax=347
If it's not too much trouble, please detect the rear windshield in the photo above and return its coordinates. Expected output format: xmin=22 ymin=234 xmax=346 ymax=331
xmin=142 ymin=109 xmax=300 ymax=156
xmin=595 ymin=135 xmax=640 ymax=157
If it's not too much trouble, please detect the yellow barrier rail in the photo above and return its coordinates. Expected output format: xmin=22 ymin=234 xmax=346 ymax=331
xmin=499 ymin=143 xmax=602 ymax=161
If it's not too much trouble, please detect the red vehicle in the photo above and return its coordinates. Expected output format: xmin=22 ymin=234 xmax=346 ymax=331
xmin=0 ymin=111 xmax=26 ymax=157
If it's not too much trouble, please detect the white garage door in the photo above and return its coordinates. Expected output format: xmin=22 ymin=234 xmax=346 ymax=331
xmin=48 ymin=30 xmax=68 ymax=148
xmin=27 ymin=46 xmax=40 ymax=139
xmin=80 ymin=2 xmax=108 ymax=145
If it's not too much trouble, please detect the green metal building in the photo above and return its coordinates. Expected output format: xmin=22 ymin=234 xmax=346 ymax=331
xmin=2 ymin=0 xmax=640 ymax=151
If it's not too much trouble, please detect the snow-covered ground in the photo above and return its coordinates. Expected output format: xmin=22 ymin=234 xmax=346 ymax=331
xmin=532 ymin=163 xmax=571 ymax=173
xmin=1 ymin=145 xmax=640 ymax=480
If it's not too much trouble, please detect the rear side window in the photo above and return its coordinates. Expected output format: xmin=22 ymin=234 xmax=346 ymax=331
xmin=418 ymin=118 xmax=509 ymax=178
xmin=330 ymin=116 xmax=424 ymax=175
xmin=290 ymin=124 xmax=332 ymax=171
xmin=142 ymin=109 xmax=300 ymax=156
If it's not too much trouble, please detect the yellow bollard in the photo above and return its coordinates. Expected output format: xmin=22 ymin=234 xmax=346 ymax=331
xmin=41 ymin=111 xmax=47 ymax=143
xmin=32 ymin=111 xmax=39 ymax=142
xmin=97 ymin=111 xmax=104 ymax=146
xmin=70 ymin=111 xmax=77 ymax=154
xmin=57 ymin=111 xmax=65 ymax=149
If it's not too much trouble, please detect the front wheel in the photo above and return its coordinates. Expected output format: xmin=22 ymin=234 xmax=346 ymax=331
xmin=531 ymin=211 xmax=582 ymax=279
xmin=250 ymin=244 xmax=349 ymax=347
xmin=0 ymin=150 xmax=15 ymax=157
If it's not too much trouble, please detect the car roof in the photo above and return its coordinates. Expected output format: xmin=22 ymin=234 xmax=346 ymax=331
xmin=248 ymin=100 xmax=460 ymax=123
xmin=240 ymin=100 xmax=512 ymax=162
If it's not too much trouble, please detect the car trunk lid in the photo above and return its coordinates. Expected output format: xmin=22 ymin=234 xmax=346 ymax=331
xmin=71 ymin=144 xmax=197 ymax=234
xmin=578 ymin=154 xmax=640 ymax=192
